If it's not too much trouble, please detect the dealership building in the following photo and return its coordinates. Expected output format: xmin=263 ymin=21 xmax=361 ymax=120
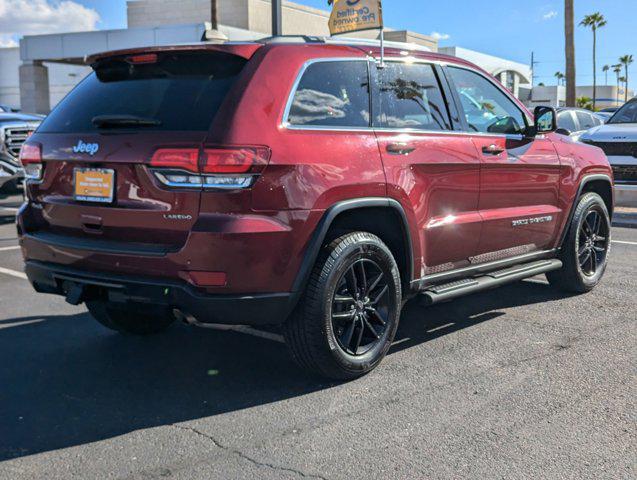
xmin=2 ymin=0 xmax=537 ymax=113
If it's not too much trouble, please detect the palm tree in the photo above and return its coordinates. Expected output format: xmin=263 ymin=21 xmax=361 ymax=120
xmin=211 ymin=0 xmax=217 ymax=29
xmin=603 ymin=65 xmax=610 ymax=85
xmin=565 ymin=0 xmax=576 ymax=107
xmin=577 ymin=96 xmax=594 ymax=110
xmin=580 ymin=13 xmax=607 ymax=110
xmin=555 ymin=71 xmax=565 ymax=86
xmin=613 ymin=64 xmax=623 ymax=105
xmin=619 ymin=54 xmax=634 ymax=102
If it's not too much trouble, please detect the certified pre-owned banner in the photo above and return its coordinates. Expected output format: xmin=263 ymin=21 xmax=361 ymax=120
xmin=328 ymin=0 xmax=383 ymax=36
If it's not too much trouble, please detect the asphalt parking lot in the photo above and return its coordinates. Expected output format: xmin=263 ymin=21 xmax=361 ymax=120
xmin=0 ymin=191 xmax=635 ymax=480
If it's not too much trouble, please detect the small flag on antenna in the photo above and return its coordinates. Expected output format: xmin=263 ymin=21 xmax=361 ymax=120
xmin=327 ymin=0 xmax=383 ymax=36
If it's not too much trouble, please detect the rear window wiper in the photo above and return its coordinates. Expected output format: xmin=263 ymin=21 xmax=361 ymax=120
xmin=92 ymin=115 xmax=162 ymax=128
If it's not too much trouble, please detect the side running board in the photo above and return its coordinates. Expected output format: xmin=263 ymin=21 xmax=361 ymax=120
xmin=419 ymin=259 xmax=563 ymax=305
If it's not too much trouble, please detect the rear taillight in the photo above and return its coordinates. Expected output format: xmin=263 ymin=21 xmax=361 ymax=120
xmin=150 ymin=146 xmax=271 ymax=190
xmin=19 ymin=142 xmax=43 ymax=181
xmin=202 ymin=147 xmax=270 ymax=174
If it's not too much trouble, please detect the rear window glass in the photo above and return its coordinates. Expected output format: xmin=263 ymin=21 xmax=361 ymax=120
xmin=576 ymin=111 xmax=597 ymax=129
xmin=287 ymin=61 xmax=370 ymax=128
xmin=38 ymin=52 xmax=246 ymax=133
xmin=557 ymin=111 xmax=577 ymax=132
xmin=376 ymin=62 xmax=451 ymax=131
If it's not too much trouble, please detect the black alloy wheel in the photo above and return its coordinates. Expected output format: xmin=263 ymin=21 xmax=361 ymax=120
xmin=331 ymin=259 xmax=390 ymax=356
xmin=547 ymin=192 xmax=611 ymax=293
xmin=577 ymin=209 xmax=610 ymax=277
xmin=284 ymin=231 xmax=402 ymax=380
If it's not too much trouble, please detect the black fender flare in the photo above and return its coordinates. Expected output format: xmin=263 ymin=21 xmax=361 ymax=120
xmin=558 ymin=173 xmax=614 ymax=249
xmin=291 ymin=198 xmax=414 ymax=297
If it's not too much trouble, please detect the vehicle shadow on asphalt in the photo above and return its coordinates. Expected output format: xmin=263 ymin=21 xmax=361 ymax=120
xmin=0 ymin=278 xmax=573 ymax=461
xmin=392 ymin=278 xmax=573 ymax=355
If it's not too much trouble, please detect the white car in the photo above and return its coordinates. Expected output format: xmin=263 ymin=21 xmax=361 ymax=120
xmin=0 ymin=112 xmax=42 ymax=191
xmin=580 ymin=99 xmax=637 ymax=207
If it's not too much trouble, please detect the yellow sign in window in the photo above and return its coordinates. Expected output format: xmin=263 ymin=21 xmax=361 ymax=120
xmin=74 ymin=168 xmax=115 ymax=203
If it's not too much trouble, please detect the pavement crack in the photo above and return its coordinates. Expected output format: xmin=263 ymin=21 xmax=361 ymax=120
xmin=171 ymin=424 xmax=329 ymax=480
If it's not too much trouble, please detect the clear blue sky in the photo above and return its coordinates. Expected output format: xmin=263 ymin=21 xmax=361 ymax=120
xmin=26 ymin=0 xmax=637 ymax=90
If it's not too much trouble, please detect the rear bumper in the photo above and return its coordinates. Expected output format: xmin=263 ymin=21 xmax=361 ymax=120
xmin=25 ymin=260 xmax=295 ymax=326
xmin=17 ymin=202 xmax=321 ymax=294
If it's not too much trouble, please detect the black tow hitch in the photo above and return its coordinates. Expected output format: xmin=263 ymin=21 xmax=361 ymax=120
xmin=62 ymin=281 xmax=86 ymax=306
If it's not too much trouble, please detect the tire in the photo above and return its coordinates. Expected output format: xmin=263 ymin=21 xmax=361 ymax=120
xmin=284 ymin=232 xmax=402 ymax=380
xmin=547 ymin=192 xmax=611 ymax=293
xmin=87 ymin=301 xmax=175 ymax=335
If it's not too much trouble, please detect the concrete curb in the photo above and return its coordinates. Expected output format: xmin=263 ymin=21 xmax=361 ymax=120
xmin=613 ymin=213 xmax=637 ymax=229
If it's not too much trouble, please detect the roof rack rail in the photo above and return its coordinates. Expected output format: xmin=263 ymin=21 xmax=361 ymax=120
xmin=258 ymin=35 xmax=326 ymax=44
xmin=257 ymin=35 xmax=431 ymax=52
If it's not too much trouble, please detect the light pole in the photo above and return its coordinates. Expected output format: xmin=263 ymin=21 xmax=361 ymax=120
xmin=272 ymin=0 xmax=282 ymax=36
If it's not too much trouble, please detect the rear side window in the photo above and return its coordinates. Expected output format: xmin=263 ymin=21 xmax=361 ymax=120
xmin=38 ymin=52 xmax=247 ymax=133
xmin=576 ymin=111 xmax=597 ymax=129
xmin=376 ymin=62 xmax=450 ymax=130
xmin=287 ymin=61 xmax=370 ymax=128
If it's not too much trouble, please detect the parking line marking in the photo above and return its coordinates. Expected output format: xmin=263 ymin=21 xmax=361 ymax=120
xmin=0 ymin=246 xmax=20 ymax=252
xmin=0 ymin=266 xmax=27 ymax=280
xmin=612 ymin=240 xmax=637 ymax=246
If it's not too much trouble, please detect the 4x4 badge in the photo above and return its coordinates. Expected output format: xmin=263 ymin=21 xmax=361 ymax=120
xmin=512 ymin=215 xmax=553 ymax=227
xmin=72 ymin=140 xmax=99 ymax=156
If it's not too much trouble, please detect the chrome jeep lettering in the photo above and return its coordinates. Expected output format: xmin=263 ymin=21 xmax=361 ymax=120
xmin=73 ymin=140 xmax=100 ymax=156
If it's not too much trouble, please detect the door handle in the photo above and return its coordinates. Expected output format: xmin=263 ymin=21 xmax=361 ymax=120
xmin=386 ymin=143 xmax=416 ymax=155
xmin=482 ymin=144 xmax=505 ymax=155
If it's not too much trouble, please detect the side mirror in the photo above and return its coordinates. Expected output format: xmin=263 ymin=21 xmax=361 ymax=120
xmin=532 ymin=106 xmax=558 ymax=135
xmin=555 ymin=128 xmax=572 ymax=136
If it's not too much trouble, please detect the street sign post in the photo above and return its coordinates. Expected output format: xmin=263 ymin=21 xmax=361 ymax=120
xmin=272 ymin=0 xmax=282 ymax=36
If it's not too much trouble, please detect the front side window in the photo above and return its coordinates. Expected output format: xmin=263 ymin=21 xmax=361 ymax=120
xmin=375 ymin=62 xmax=450 ymax=130
xmin=609 ymin=101 xmax=637 ymax=124
xmin=287 ymin=61 xmax=370 ymax=128
xmin=448 ymin=66 xmax=527 ymax=135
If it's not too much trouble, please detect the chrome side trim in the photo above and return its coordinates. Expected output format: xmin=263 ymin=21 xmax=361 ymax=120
xmin=412 ymin=249 xmax=557 ymax=289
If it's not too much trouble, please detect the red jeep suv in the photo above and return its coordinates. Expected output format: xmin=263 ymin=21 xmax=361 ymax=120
xmin=18 ymin=38 xmax=613 ymax=379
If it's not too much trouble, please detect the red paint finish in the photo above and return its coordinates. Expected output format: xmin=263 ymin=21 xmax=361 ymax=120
xmin=376 ymin=131 xmax=481 ymax=275
xmin=18 ymin=42 xmax=613 ymax=305
xmin=470 ymin=134 xmax=562 ymax=254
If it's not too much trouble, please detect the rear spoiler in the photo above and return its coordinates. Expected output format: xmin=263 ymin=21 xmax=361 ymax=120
xmin=85 ymin=43 xmax=262 ymax=66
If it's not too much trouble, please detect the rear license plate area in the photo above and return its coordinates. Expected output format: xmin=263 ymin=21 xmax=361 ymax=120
xmin=74 ymin=168 xmax=115 ymax=203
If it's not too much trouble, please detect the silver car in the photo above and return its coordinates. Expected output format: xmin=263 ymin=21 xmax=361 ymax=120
xmin=580 ymin=99 xmax=637 ymax=207
xmin=0 ymin=112 xmax=42 ymax=191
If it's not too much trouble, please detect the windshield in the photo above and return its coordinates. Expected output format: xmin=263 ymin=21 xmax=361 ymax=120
xmin=38 ymin=51 xmax=247 ymax=133
xmin=608 ymin=101 xmax=637 ymax=124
